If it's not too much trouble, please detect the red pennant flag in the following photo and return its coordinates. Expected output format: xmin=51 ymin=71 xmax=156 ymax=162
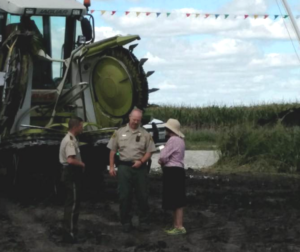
xmin=264 ymin=15 xmax=269 ymax=19
xmin=186 ymin=13 xmax=190 ymax=17
xmin=146 ymin=12 xmax=151 ymax=16
xmin=90 ymin=10 xmax=95 ymax=14
xmin=112 ymin=11 xmax=116 ymax=15
xmin=244 ymin=15 xmax=249 ymax=19
xmin=205 ymin=14 xmax=210 ymax=18
xmin=125 ymin=11 xmax=130 ymax=15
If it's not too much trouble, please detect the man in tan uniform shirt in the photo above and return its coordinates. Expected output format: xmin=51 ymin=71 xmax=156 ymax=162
xmin=59 ymin=116 xmax=85 ymax=243
xmin=107 ymin=109 xmax=156 ymax=232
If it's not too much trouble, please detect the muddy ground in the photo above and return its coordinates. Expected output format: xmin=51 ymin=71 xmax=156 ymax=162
xmin=1 ymin=170 xmax=300 ymax=252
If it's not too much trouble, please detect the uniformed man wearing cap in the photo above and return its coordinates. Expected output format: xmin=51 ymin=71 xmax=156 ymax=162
xmin=59 ymin=116 xmax=85 ymax=243
xmin=107 ymin=108 xmax=156 ymax=233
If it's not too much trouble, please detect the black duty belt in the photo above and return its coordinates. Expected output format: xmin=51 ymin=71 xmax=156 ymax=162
xmin=62 ymin=164 xmax=81 ymax=169
xmin=119 ymin=160 xmax=135 ymax=166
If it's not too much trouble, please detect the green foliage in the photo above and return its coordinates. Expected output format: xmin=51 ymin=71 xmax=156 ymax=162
xmin=183 ymin=127 xmax=219 ymax=150
xmin=218 ymin=123 xmax=300 ymax=172
xmin=148 ymin=103 xmax=300 ymax=173
xmin=148 ymin=103 xmax=300 ymax=129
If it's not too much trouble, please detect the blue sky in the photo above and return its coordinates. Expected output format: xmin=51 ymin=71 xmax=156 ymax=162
xmin=80 ymin=0 xmax=300 ymax=106
xmin=90 ymin=0 xmax=299 ymax=13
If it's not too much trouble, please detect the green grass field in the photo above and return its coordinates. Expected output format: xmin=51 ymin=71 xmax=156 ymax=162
xmin=148 ymin=103 xmax=300 ymax=173
xmin=148 ymin=102 xmax=300 ymax=128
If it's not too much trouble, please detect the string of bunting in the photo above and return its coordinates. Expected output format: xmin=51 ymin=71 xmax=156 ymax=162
xmin=89 ymin=10 xmax=300 ymax=20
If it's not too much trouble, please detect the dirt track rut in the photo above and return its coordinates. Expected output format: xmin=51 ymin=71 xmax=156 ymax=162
xmin=1 ymin=172 xmax=300 ymax=251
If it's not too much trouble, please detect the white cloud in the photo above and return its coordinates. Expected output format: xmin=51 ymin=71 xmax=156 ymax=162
xmin=144 ymin=52 xmax=166 ymax=64
xmin=90 ymin=0 xmax=300 ymax=106
xmin=159 ymin=81 xmax=178 ymax=90
xmin=98 ymin=7 xmax=299 ymax=41
xmin=136 ymin=36 xmax=300 ymax=105
xmin=94 ymin=26 xmax=122 ymax=40
xmin=249 ymin=53 xmax=299 ymax=68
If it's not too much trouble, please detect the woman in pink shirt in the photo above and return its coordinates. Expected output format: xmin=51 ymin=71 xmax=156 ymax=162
xmin=158 ymin=118 xmax=186 ymax=235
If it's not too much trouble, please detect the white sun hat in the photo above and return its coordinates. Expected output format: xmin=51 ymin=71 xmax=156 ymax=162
xmin=164 ymin=118 xmax=185 ymax=138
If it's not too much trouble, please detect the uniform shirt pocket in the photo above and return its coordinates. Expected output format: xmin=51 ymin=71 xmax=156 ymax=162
xmin=119 ymin=137 xmax=129 ymax=149
xmin=136 ymin=136 xmax=147 ymax=149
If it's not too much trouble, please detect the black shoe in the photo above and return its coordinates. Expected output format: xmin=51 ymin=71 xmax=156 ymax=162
xmin=63 ymin=232 xmax=78 ymax=244
xmin=122 ymin=223 xmax=133 ymax=233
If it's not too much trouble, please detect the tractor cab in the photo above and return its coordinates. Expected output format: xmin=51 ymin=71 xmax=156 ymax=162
xmin=0 ymin=0 xmax=92 ymax=93
xmin=0 ymin=0 xmax=151 ymax=137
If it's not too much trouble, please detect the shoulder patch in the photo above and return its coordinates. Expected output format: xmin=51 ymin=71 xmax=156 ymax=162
xmin=68 ymin=141 xmax=75 ymax=147
xmin=70 ymin=135 xmax=73 ymax=140
xmin=111 ymin=131 xmax=117 ymax=138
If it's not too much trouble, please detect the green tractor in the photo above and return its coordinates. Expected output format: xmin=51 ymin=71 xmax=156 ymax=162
xmin=0 ymin=0 xmax=155 ymax=196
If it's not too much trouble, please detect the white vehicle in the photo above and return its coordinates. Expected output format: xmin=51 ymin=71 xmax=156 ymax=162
xmin=143 ymin=119 xmax=166 ymax=145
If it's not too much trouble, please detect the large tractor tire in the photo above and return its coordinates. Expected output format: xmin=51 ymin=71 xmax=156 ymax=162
xmin=91 ymin=46 xmax=149 ymax=120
